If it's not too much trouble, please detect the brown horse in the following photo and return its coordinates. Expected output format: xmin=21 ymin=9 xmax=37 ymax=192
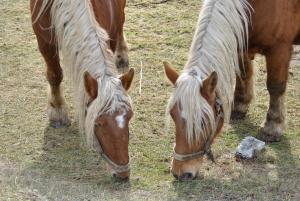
xmin=164 ymin=0 xmax=300 ymax=181
xmin=30 ymin=0 xmax=134 ymax=180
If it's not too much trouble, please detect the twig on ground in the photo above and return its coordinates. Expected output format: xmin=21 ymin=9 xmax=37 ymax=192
xmin=129 ymin=0 xmax=175 ymax=7
xmin=139 ymin=61 xmax=143 ymax=95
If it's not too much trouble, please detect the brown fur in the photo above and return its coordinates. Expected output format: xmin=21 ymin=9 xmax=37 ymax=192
xmin=94 ymin=110 xmax=133 ymax=179
xmin=234 ymin=0 xmax=300 ymax=142
xmin=163 ymin=62 xmax=179 ymax=85
xmin=91 ymin=0 xmax=129 ymax=70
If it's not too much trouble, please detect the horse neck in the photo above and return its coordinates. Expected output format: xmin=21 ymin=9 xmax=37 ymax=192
xmin=49 ymin=0 xmax=116 ymax=83
xmin=184 ymin=0 xmax=251 ymax=121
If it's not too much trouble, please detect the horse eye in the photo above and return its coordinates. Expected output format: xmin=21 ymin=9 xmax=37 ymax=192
xmin=170 ymin=110 xmax=176 ymax=119
xmin=95 ymin=118 xmax=106 ymax=128
xmin=95 ymin=122 xmax=102 ymax=128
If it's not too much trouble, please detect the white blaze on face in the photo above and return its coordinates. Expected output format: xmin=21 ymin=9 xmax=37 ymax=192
xmin=116 ymin=111 xmax=126 ymax=128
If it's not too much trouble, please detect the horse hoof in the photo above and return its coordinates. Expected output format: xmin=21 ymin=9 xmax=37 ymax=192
xmin=116 ymin=57 xmax=129 ymax=72
xmin=231 ymin=111 xmax=246 ymax=120
xmin=48 ymin=105 xmax=71 ymax=128
xmin=178 ymin=172 xmax=196 ymax=182
xmin=112 ymin=173 xmax=129 ymax=183
xmin=257 ymin=129 xmax=281 ymax=143
xmin=50 ymin=119 xmax=70 ymax=128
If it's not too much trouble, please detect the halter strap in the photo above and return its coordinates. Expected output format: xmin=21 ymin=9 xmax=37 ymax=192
xmin=173 ymin=147 xmax=206 ymax=161
xmin=173 ymin=97 xmax=224 ymax=162
xmin=86 ymin=102 xmax=130 ymax=174
xmin=94 ymin=130 xmax=130 ymax=173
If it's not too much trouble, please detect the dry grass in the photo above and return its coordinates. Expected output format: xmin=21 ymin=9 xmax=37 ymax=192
xmin=0 ymin=0 xmax=299 ymax=200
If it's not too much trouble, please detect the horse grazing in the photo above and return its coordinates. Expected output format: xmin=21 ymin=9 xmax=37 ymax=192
xmin=164 ymin=0 xmax=300 ymax=181
xmin=30 ymin=0 xmax=134 ymax=180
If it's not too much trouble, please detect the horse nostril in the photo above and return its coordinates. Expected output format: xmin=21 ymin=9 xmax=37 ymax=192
xmin=179 ymin=172 xmax=194 ymax=181
xmin=172 ymin=172 xmax=179 ymax=179
xmin=112 ymin=173 xmax=129 ymax=182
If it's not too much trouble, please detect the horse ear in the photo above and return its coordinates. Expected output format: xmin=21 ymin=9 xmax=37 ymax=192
xmin=84 ymin=72 xmax=98 ymax=100
xmin=163 ymin=61 xmax=179 ymax=85
xmin=202 ymin=71 xmax=218 ymax=96
xmin=120 ymin=68 xmax=135 ymax=91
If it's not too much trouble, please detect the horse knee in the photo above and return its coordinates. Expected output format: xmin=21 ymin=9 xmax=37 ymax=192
xmin=47 ymin=67 xmax=63 ymax=87
xmin=266 ymin=81 xmax=286 ymax=97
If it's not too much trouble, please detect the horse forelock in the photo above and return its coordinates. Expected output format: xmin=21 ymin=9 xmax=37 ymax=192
xmin=35 ymin=0 xmax=131 ymax=150
xmin=168 ymin=0 xmax=251 ymax=145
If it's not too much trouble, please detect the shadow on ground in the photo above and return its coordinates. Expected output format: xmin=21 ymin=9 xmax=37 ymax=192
xmin=19 ymin=124 xmax=133 ymax=200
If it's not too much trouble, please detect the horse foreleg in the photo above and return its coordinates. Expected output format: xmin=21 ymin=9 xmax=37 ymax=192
xmin=114 ymin=32 xmax=129 ymax=72
xmin=259 ymin=44 xmax=292 ymax=142
xmin=231 ymin=55 xmax=254 ymax=120
xmin=37 ymin=38 xmax=70 ymax=128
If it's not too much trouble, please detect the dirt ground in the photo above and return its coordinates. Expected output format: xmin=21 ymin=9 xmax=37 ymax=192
xmin=0 ymin=0 xmax=299 ymax=200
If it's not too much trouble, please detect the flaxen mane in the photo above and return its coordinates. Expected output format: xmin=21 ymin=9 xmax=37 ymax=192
xmin=168 ymin=0 xmax=251 ymax=145
xmin=34 ymin=0 xmax=131 ymax=150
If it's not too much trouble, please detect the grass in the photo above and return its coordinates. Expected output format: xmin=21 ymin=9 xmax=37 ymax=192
xmin=0 ymin=0 xmax=299 ymax=200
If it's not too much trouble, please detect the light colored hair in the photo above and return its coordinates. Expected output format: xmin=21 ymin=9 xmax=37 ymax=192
xmin=168 ymin=0 xmax=251 ymax=145
xmin=34 ymin=0 xmax=131 ymax=150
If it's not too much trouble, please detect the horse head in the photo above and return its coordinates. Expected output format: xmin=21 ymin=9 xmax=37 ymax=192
xmin=84 ymin=68 xmax=134 ymax=181
xmin=164 ymin=62 xmax=224 ymax=181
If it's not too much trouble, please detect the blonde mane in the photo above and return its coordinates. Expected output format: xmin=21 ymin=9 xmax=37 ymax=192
xmin=35 ymin=0 xmax=131 ymax=150
xmin=168 ymin=0 xmax=251 ymax=145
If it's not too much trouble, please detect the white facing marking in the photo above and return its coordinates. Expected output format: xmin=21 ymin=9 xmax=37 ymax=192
xmin=116 ymin=111 xmax=126 ymax=128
